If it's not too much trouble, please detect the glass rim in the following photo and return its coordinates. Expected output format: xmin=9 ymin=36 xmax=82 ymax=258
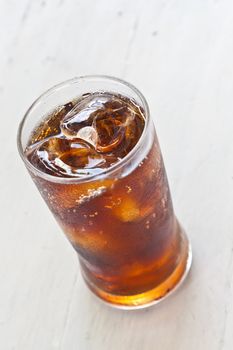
xmin=17 ymin=75 xmax=151 ymax=184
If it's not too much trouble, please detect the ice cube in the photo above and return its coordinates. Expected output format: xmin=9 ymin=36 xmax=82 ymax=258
xmin=63 ymin=224 xmax=108 ymax=254
xmin=112 ymin=197 xmax=140 ymax=222
xmin=38 ymin=137 xmax=70 ymax=157
xmin=42 ymin=178 xmax=114 ymax=211
xmin=60 ymin=92 xmax=140 ymax=156
xmin=60 ymin=94 xmax=108 ymax=139
xmin=93 ymin=112 xmax=125 ymax=153
xmin=34 ymin=135 xmax=110 ymax=177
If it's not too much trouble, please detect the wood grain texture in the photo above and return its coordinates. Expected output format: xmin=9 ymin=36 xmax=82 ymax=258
xmin=1 ymin=0 xmax=233 ymax=349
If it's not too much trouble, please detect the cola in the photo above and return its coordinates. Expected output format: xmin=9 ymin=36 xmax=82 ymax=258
xmin=19 ymin=77 xmax=191 ymax=308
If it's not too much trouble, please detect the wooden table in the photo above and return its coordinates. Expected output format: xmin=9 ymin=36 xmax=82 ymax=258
xmin=1 ymin=0 xmax=233 ymax=349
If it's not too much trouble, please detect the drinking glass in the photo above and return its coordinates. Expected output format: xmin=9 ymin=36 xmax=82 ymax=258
xmin=17 ymin=76 xmax=192 ymax=309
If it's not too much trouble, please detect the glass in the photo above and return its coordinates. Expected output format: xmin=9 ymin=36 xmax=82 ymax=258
xmin=17 ymin=76 xmax=192 ymax=309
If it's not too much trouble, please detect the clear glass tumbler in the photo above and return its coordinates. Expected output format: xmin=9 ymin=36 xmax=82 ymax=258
xmin=17 ymin=76 xmax=192 ymax=309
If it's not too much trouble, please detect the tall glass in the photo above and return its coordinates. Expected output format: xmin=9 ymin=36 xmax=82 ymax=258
xmin=17 ymin=76 xmax=192 ymax=309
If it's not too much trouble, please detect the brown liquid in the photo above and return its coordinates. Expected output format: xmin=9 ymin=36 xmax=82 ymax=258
xmin=26 ymin=92 xmax=189 ymax=308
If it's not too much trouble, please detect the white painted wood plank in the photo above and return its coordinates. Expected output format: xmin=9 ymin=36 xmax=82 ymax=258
xmin=1 ymin=0 xmax=233 ymax=349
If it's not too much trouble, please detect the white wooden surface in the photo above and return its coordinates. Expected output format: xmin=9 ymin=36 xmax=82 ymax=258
xmin=1 ymin=0 xmax=233 ymax=349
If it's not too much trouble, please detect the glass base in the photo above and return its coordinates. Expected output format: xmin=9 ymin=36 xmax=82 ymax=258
xmin=82 ymin=230 xmax=192 ymax=310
